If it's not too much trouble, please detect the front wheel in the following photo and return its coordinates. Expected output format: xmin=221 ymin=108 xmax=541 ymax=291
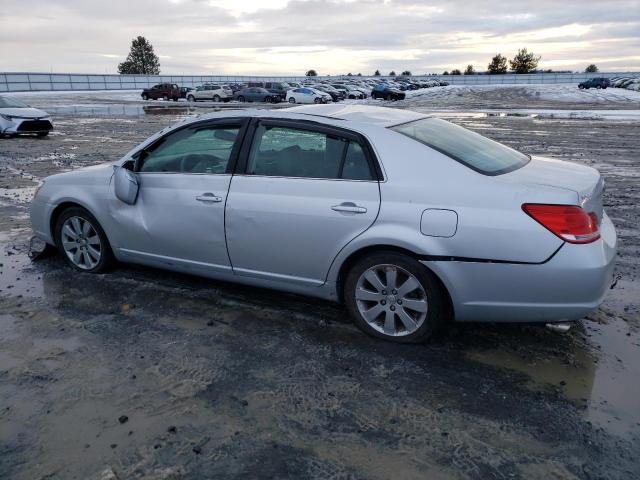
xmin=213 ymin=95 xmax=221 ymax=102
xmin=55 ymin=207 xmax=114 ymax=273
xmin=142 ymin=93 xmax=149 ymax=100
xmin=187 ymin=95 xmax=195 ymax=102
xmin=237 ymin=96 xmax=245 ymax=102
xmin=314 ymin=97 xmax=322 ymax=104
xmin=343 ymin=252 xmax=447 ymax=343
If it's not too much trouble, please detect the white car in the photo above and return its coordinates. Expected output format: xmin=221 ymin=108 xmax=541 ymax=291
xmin=0 ymin=95 xmax=52 ymax=137
xmin=29 ymin=105 xmax=616 ymax=343
xmin=287 ymin=87 xmax=332 ymax=104
xmin=187 ymin=84 xmax=233 ymax=102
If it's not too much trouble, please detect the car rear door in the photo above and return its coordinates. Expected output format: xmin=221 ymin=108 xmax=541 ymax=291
xmin=225 ymin=119 xmax=381 ymax=286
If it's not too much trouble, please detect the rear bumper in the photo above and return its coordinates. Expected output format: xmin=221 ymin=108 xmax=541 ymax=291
xmin=423 ymin=212 xmax=617 ymax=323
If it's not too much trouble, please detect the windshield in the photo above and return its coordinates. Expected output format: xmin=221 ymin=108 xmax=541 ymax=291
xmin=0 ymin=96 xmax=29 ymax=108
xmin=391 ymin=117 xmax=530 ymax=175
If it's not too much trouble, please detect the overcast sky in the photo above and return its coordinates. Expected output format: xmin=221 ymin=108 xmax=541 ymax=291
xmin=1 ymin=0 xmax=639 ymax=75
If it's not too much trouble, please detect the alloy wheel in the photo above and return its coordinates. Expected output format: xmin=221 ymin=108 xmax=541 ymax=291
xmin=60 ymin=216 xmax=102 ymax=270
xmin=355 ymin=264 xmax=428 ymax=337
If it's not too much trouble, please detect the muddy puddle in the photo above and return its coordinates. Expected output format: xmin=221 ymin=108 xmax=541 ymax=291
xmin=466 ymin=317 xmax=640 ymax=439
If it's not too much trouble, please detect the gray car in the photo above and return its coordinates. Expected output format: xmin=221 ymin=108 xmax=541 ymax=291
xmin=29 ymin=105 xmax=617 ymax=342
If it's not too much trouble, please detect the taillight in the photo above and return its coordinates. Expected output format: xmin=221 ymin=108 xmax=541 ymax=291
xmin=522 ymin=204 xmax=600 ymax=244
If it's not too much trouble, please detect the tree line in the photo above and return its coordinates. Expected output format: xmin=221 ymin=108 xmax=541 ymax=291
xmin=116 ymin=37 xmax=601 ymax=77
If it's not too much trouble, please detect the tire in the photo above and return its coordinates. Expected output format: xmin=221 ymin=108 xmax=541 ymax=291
xmin=265 ymin=96 xmax=272 ymax=103
xmin=314 ymin=97 xmax=321 ymax=104
xmin=163 ymin=95 xmax=169 ymax=101
xmin=213 ymin=95 xmax=221 ymax=102
xmin=288 ymin=97 xmax=296 ymax=104
xmin=37 ymin=132 xmax=49 ymax=137
xmin=343 ymin=251 xmax=447 ymax=343
xmin=187 ymin=95 xmax=195 ymax=102
xmin=237 ymin=96 xmax=245 ymax=102
xmin=596 ymin=85 xmax=602 ymax=89
xmin=142 ymin=93 xmax=149 ymax=100
xmin=54 ymin=206 xmax=114 ymax=273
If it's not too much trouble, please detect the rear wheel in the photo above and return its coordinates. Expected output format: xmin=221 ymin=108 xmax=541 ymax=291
xmin=187 ymin=94 xmax=195 ymax=102
xmin=142 ymin=93 xmax=149 ymax=100
xmin=213 ymin=94 xmax=221 ymax=102
xmin=288 ymin=97 xmax=296 ymax=104
xmin=55 ymin=207 xmax=114 ymax=273
xmin=344 ymin=252 xmax=447 ymax=343
xmin=237 ymin=95 xmax=245 ymax=102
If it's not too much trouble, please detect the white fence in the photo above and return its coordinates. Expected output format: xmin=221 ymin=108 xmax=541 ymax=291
xmin=0 ymin=71 xmax=638 ymax=92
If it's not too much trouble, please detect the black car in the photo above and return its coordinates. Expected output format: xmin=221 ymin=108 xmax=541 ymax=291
xmin=578 ymin=78 xmax=610 ymax=89
xmin=371 ymin=84 xmax=406 ymax=101
xmin=234 ymin=87 xmax=281 ymax=103
xmin=247 ymin=81 xmax=288 ymax=100
xmin=179 ymin=87 xmax=193 ymax=99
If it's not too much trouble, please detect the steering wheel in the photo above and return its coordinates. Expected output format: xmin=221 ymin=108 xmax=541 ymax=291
xmin=179 ymin=153 xmax=221 ymax=173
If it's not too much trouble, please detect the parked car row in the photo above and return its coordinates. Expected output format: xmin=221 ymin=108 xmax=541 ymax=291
xmin=609 ymin=76 xmax=640 ymax=92
xmin=140 ymin=77 xmax=449 ymax=104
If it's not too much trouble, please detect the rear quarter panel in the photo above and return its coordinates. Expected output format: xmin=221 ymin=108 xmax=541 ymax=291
xmin=326 ymin=125 xmax=573 ymax=283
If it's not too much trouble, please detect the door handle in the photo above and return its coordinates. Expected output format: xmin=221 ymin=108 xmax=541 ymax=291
xmin=196 ymin=193 xmax=223 ymax=203
xmin=331 ymin=202 xmax=367 ymax=214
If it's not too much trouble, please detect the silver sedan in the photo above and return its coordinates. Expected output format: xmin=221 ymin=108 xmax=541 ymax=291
xmin=30 ymin=105 xmax=617 ymax=342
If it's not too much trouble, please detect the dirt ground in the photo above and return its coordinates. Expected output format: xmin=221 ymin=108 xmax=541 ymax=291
xmin=1 ymin=86 xmax=639 ymax=479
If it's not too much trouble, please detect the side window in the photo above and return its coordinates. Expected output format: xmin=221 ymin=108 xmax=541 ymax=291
xmin=247 ymin=126 xmax=347 ymax=179
xmin=139 ymin=126 xmax=240 ymax=174
xmin=342 ymin=142 xmax=373 ymax=180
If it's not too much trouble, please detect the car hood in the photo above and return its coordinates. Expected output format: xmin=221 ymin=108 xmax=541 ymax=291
xmin=0 ymin=107 xmax=49 ymax=119
xmin=501 ymin=155 xmax=604 ymax=219
xmin=45 ymin=162 xmax=116 ymax=184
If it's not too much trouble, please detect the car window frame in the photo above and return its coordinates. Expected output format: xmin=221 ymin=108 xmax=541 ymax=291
xmin=234 ymin=118 xmax=383 ymax=182
xmin=133 ymin=117 xmax=250 ymax=176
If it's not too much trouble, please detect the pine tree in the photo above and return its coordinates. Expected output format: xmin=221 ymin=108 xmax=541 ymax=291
xmin=389 ymin=71 xmax=396 ymax=76
xmin=510 ymin=48 xmax=540 ymax=74
xmin=374 ymin=69 xmax=381 ymax=76
xmin=118 ymin=36 xmax=160 ymax=74
xmin=487 ymin=54 xmax=508 ymax=74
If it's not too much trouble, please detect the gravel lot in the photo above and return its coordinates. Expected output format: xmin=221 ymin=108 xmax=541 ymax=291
xmin=1 ymin=86 xmax=639 ymax=480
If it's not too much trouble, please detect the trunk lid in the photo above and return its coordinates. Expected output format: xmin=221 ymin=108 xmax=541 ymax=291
xmin=501 ymin=155 xmax=604 ymax=222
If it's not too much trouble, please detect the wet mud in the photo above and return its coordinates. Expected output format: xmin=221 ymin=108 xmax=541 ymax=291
xmin=0 ymin=90 xmax=639 ymax=479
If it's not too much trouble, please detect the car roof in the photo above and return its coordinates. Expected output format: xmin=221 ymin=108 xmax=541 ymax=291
xmin=179 ymin=105 xmax=428 ymax=129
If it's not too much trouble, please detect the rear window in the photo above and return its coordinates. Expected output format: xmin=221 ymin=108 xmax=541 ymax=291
xmin=391 ymin=118 xmax=530 ymax=175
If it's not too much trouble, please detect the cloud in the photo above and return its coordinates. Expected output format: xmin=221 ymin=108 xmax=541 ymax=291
xmin=0 ymin=0 xmax=638 ymax=74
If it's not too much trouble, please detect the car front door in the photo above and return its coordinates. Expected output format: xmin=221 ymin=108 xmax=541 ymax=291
xmin=108 ymin=118 xmax=248 ymax=276
xmin=225 ymin=120 xmax=381 ymax=286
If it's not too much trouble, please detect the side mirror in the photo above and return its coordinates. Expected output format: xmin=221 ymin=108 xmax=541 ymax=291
xmin=113 ymin=165 xmax=140 ymax=205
